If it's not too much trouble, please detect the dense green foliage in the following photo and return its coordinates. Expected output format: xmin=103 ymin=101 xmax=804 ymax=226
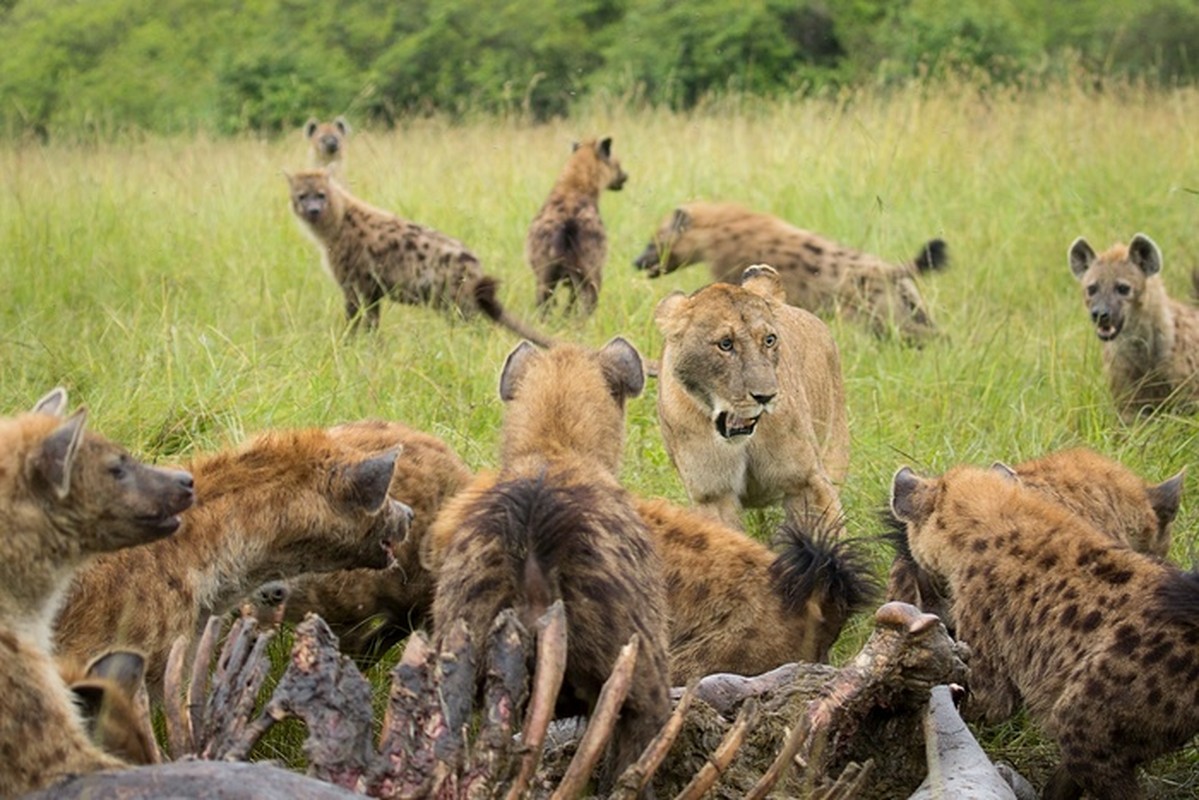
xmin=3 ymin=0 xmax=1199 ymax=136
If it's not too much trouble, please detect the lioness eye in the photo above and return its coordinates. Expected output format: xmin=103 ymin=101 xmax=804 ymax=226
xmin=763 ymin=333 xmax=778 ymax=347
xmin=717 ymin=337 xmax=734 ymax=352
xmin=1115 ymin=283 xmax=1131 ymax=296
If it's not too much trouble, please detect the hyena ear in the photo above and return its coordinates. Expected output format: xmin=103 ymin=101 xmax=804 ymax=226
xmin=1068 ymin=237 xmax=1096 ymax=280
xmin=669 ymin=207 xmax=692 ymax=234
xmin=740 ymin=264 xmax=786 ymax=304
xmin=84 ymin=650 xmax=147 ymax=696
xmin=499 ymin=341 xmax=540 ymax=402
xmin=890 ymin=467 xmax=935 ymax=525
xmin=989 ymin=461 xmax=1018 ymax=482
xmin=304 ymin=117 xmax=319 ymax=139
xmin=337 ymin=448 xmax=401 ymax=513
xmin=598 ymin=336 xmax=645 ymax=401
xmin=1147 ymin=469 xmax=1184 ymax=527
xmin=1129 ymin=233 xmax=1163 ymax=277
xmin=653 ymin=291 xmax=691 ymax=339
xmin=598 ymin=137 xmax=613 ymax=159
xmin=571 ymin=140 xmax=581 ymax=152
xmin=333 ymin=116 xmax=351 ymax=136
xmin=32 ymin=386 xmax=69 ymax=416
xmin=31 ymin=407 xmax=88 ymax=500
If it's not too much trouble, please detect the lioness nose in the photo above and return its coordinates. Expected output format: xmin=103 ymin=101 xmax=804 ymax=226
xmin=752 ymin=392 xmax=776 ymax=406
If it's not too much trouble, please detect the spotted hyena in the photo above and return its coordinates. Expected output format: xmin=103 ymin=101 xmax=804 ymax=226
xmin=1069 ymin=233 xmax=1199 ymax=420
xmin=634 ymin=201 xmax=947 ymax=342
xmin=427 ymin=339 xmax=669 ymax=797
xmin=525 ymin=137 xmax=627 ymax=316
xmin=304 ymin=116 xmax=350 ymax=179
xmin=0 ymin=388 xmax=194 ymax=796
xmin=891 ymin=463 xmax=1199 ymax=799
xmin=287 ymin=169 xmax=554 ymax=344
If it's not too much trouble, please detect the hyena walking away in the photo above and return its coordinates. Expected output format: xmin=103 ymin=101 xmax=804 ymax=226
xmin=0 ymin=388 xmax=194 ymax=796
xmin=1069 ymin=233 xmax=1199 ymax=420
xmin=426 ymin=339 xmax=670 ymax=797
xmin=54 ymin=427 xmax=412 ymax=693
xmin=525 ymin=137 xmax=627 ymax=316
xmin=287 ymin=168 xmax=553 ymax=344
xmin=892 ymin=464 xmax=1199 ymax=800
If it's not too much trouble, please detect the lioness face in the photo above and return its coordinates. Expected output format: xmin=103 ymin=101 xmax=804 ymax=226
xmin=1068 ymin=234 xmax=1161 ymax=342
xmin=658 ymin=286 xmax=781 ymax=440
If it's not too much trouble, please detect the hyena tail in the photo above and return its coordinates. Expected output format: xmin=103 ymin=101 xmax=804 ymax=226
xmin=913 ymin=238 xmax=949 ymax=273
xmin=768 ymin=521 xmax=878 ymax=659
xmin=472 ymin=275 xmax=557 ymax=349
xmin=551 ymin=219 xmax=582 ymax=261
xmin=491 ymin=474 xmax=593 ymax=619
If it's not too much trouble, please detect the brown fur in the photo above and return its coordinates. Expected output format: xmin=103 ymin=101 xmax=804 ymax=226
xmin=287 ymin=168 xmax=553 ymax=345
xmin=62 ymin=651 xmax=158 ymax=765
xmin=525 ymin=136 xmax=627 ymax=316
xmin=634 ymin=201 xmax=947 ymax=342
xmin=636 ymin=497 xmax=875 ymax=682
xmin=891 ymin=464 xmax=1199 ymax=799
xmin=54 ymin=427 xmax=412 ymax=693
xmin=427 ymin=339 xmax=669 ymax=796
xmin=654 ymin=264 xmax=850 ymax=532
xmin=0 ymin=389 xmax=194 ymax=796
xmin=281 ymin=419 xmax=473 ymax=659
xmin=885 ymin=447 xmax=1184 ymax=627
xmin=304 ymin=116 xmax=350 ymax=179
xmin=1070 ymin=234 xmax=1199 ymax=420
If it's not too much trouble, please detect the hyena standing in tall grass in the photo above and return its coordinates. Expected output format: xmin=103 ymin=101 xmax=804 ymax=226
xmin=1069 ymin=233 xmax=1199 ymax=420
xmin=426 ymin=339 xmax=670 ymax=797
xmin=525 ymin=137 xmax=628 ymax=316
xmin=304 ymin=116 xmax=350 ymax=180
xmin=0 ymin=388 xmax=194 ymax=796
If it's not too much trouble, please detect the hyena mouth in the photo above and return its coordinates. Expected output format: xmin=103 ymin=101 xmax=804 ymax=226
xmin=1096 ymin=322 xmax=1122 ymax=341
xmin=716 ymin=411 xmax=761 ymax=439
xmin=377 ymin=499 xmax=414 ymax=569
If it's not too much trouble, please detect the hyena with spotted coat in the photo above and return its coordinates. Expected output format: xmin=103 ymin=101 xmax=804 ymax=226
xmin=1069 ymin=233 xmax=1199 ymax=420
xmin=304 ymin=116 xmax=350 ymax=179
xmin=287 ymin=169 xmax=553 ymax=344
xmin=426 ymin=339 xmax=670 ymax=797
xmin=892 ymin=463 xmax=1199 ymax=800
xmin=0 ymin=389 xmax=194 ymax=796
xmin=525 ymin=137 xmax=627 ymax=316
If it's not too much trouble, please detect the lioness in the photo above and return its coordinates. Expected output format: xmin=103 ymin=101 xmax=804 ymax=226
xmin=654 ymin=264 xmax=849 ymax=532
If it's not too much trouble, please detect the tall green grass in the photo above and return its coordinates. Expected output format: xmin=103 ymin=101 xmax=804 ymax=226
xmin=3 ymin=79 xmax=1199 ymax=793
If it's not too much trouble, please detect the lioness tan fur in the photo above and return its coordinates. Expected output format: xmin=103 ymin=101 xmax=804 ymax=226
xmin=634 ymin=201 xmax=947 ymax=342
xmin=654 ymin=264 xmax=849 ymax=532
xmin=1069 ymin=233 xmax=1199 ymax=420
xmin=427 ymin=339 xmax=669 ymax=797
xmin=287 ymin=168 xmax=553 ymax=345
xmin=891 ymin=464 xmax=1199 ymax=799
xmin=525 ymin=136 xmax=627 ymax=316
xmin=54 ymin=427 xmax=412 ymax=693
xmin=0 ymin=389 xmax=194 ymax=796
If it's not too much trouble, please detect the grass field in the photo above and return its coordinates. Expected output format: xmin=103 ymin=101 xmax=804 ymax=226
xmin=3 ymin=79 xmax=1199 ymax=794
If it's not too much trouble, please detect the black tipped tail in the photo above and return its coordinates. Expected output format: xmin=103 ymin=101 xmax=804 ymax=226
xmin=768 ymin=522 xmax=878 ymax=624
xmin=914 ymin=238 xmax=949 ymax=272
xmin=472 ymin=275 xmax=556 ymax=349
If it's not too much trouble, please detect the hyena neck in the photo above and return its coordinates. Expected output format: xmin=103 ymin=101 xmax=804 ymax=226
xmin=555 ymin=158 xmax=603 ymax=201
xmin=0 ymin=553 xmax=83 ymax=652
xmin=1112 ymin=287 xmax=1176 ymax=370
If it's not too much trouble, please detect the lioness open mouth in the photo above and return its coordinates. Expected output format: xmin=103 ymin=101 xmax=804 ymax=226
xmin=716 ymin=411 xmax=760 ymax=439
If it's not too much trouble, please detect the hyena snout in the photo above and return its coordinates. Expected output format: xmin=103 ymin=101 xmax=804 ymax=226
xmin=1089 ymin=301 xmax=1123 ymax=340
xmin=118 ymin=465 xmax=195 ymax=545
xmin=372 ymin=499 xmax=415 ymax=568
xmin=633 ymin=243 xmax=662 ymax=273
xmin=319 ymin=135 xmax=341 ymax=156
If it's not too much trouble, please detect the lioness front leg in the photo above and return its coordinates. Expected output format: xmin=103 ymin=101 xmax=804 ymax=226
xmin=782 ymin=469 xmax=844 ymax=535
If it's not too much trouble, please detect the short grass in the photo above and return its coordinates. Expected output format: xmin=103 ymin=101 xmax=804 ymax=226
xmin=4 ymin=78 xmax=1199 ymax=794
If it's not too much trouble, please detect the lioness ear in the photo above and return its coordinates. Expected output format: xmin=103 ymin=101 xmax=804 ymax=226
xmin=31 ymin=408 xmax=88 ymax=500
xmin=890 ymin=467 xmax=935 ymax=525
xmin=598 ymin=336 xmax=644 ymax=401
xmin=598 ymin=137 xmax=613 ymax=159
xmin=304 ymin=117 xmax=319 ymax=139
xmin=333 ymin=116 xmax=350 ymax=136
xmin=32 ymin=387 xmax=68 ymax=417
xmin=499 ymin=341 xmax=539 ymax=402
xmin=654 ymin=291 xmax=691 ymax=339
xmin=740 ymin=264 xmax=786 ymax=304
xmin=1068 ymin=237 xmax=1096 ymax=280
xmin=337 ymin=448 xmax=401 ymax=512
xmin=989 ymin=461 xmax=1018 ymax=481
xmin=1129 ymin=233 xmax=1162 ymax=278
xmin=1147 ymin=469 xmax=1184 ymax=527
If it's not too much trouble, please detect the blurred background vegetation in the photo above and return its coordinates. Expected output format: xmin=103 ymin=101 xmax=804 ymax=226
xmin=3 ymin=0 xmax=1199 ymax=138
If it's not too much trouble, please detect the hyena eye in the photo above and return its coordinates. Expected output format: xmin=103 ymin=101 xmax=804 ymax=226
xmin=763 ymin=333 xmax=778 ymax=348
xmin=1085 ymin=284 xmax=1099 ymax=296
xmin=717 ymin=337 xmax=735 ymax=352
xmin=1115 ymin=283 xmax=1132 ymax=296
xmin=107 ymin=457 xmax=128 ymax=480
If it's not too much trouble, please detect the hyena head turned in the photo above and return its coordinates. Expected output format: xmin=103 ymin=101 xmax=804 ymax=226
xmin=573 ymin=135 xmax=627 ymax=191
xmin=1069 ymin=233 xmax=1162 ymax=342
xmin=13 ymin=388 xmax=195 ymax=558
xmin=195 ymin=432 xmax=413 ymax=574
xmin=304 ymin=116 xmax=350 ymax=168
xmin=286 ymin=169 xmax=341 ymax=230
xmin=497 ymin=337 xmax=644 ymax=475
xmin=633 ymin=206 xmax=696 ymax=276
xmin=68 ymin=650 xmax=158 ymax=765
